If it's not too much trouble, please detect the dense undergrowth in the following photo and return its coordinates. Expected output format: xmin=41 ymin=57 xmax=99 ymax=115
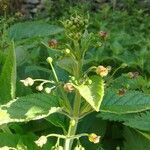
xmin=0 ymin=2 xmax=150 ymax=150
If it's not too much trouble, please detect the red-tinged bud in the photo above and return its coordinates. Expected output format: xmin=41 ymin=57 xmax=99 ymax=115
xmin=64 ymin=83 xmax=74 ymax=92
xmin=48 ymin=39 xmax=58 ymax=48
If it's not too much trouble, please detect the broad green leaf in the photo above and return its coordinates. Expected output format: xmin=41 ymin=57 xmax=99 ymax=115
xmin=0 ymin=133 xmax=40 ymax=149
xmin=15 ymin=46 xmax=29 ymax=66
xmin=56 ymin=57 xmax=78 ymax=75
xmin=124 ymin=111 xmax=150 ymax=131
xmin=97 ymin=111 xmax=150 ymax=132
xmin=0 ymin=133 xmax=19 ymax=147
xmin=0 ymin=93 xmax=61 ymax=125
xmin=100 ymin=88 xmax=150 ymax=114
xmin=0 ymin=42 xmax=16 ymax=104
xmin=123 ymin=127 xmax=150 ymax=150
xmin=8 ymin=21 xmax=63 ymax=40
xmin=0 ymin=51 xmax=6 ymax=65
xmin=74 ymin=76 xmax=104 ymax=111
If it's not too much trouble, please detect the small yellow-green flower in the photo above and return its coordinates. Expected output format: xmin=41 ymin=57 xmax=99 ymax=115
xmin=64 ymin=83 xmax=74 ymax=92
xmin=47 ymin=57 xmax=53 ymax=63
xmin=88 ymin=133 xmax=100 ymax=144
xmin=20 ymin=77 xmax=34 ymax=86
xmin=45 ymin=87 xmax=51 ymax=94
xmin=36 ymin=85 xmax=43 ymax=91
xmin=35 ymin=136 xmax=47 ymax=147
xmin=96 ymin=66 xmax=108 ymax=77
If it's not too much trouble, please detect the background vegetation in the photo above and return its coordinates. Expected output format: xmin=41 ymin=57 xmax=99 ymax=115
xmin=0 ymin=0 xmax=150 ymax=149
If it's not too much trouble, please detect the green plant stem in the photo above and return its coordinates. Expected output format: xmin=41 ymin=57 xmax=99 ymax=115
xmin=50 ymin=62 xmax=59 ymax=82
xmin=64 ymin=120 xmax=78 ymax=150
xmin=64 ymin=52 xmax=83 ymax=149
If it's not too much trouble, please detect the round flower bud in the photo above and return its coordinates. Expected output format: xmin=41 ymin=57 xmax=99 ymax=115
xmin=65 ymin=49 xmax=70 ymax=54
xmin=51 ymin=146 xmax=63 ymax=150
xmin=121 ymin=63 xmax=128 ymax=68
xmin=96 ymin=66 xmax=108 ymax=77
xmin=20 ymin=77 xmax=34 ymax=86
xmin=87 ymin=79 xmax=92 ymax=85
xmin=35 ymin=136 xmax=47 ymax=147
xmin=64 ymin=83 xmax=74 ymax=92
xmin=117 ymin=88 xmax=126 ymax=96
xmin=45 ymin=87 xmax=51 ymax=94
xmin=88 ymin=133 xmax=100 ymax=144
xmin=48 ymin=39 xmax=58 ymax=48
xmin=98 ymin=31 xmax=107 ymax=39
xmin=47 ymin=57 xmax=53 ymax=64
xmin=128 ymin=72 xmax=139 ymax=79
xmin=36 ymin=85 xmax=43 ymax=91
xmin=26 ymin=77 xmax=34 ymax=86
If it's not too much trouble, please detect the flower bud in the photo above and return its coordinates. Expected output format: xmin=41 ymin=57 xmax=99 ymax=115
xmin=47 ymin=57 xmax=53 ymax=63
xmin=117 ymin=88 xmax=126 ymax=96
xmin=36 ymin=85 xmax=43 ymax=91
xmin=35 ymin=136 xmax=47 ymax=147
xmin=48 ymin=39 xmax=58 ymax=48
xmin=87 ymin=79 xmax=92 ymax=85
xmin=128 ymin=72 xmax=139 ymax=79
xmin=51 ymin=146 xmax=63 ymax=150
xmin=88 ymin=133 xmax=100 ymax=144
xmin=63 ymin=83 xmax=74 ymax=92
xmin=20 ymin=77 xmax=34 ymax=86
xmin=121 ymin=63 xmax=127 ymax=68
xmin=45 ymin=87 xmax=51 ymax=94
xmin=98 ymin=31 xmax=107 ymax=39
xmin=65 ymin=49 xmax=70 ymax=54
xmin=96 ymin=66 xmax=108 ymax=77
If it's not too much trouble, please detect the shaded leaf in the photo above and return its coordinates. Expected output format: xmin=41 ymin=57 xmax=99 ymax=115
xmin=56 ymin=57 xmax=78 ymax=75
xmin=123 ymin=127 xmax=150 ymax=150
xmin=0 ymin=42 xmax=16 ymax=104
xmin=8 ymin=21 xmax=63 ymax=40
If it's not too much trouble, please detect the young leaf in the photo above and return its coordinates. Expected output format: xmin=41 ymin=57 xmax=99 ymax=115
xmin=0 ymin=42 xmax=16 ymax=104
xmin=0 ymin=93 xmax=62 ymax=125
xmin=74 ymin=75 xmax=104 ymax=111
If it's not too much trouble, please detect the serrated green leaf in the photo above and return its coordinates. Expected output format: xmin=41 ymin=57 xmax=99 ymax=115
xmin=124 ymin=111 xmax=150 ymax=131
xmin=8 ymin=21 xmax=63 ymax=40
xmin=123 ymin=127 xmax=150 ymax=150
xmin=74 ymin=76 xmax=104 ymax=111
xmin=0 ymin=42 xmax=16 ymax=104
xmin=100 ymin=89 xmax=150 ymax=114
xmin=0 ymin=93 xmax=61 ymax=125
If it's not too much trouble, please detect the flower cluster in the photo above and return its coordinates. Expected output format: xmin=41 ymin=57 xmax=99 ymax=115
xmin=63 ymin=14 xmax=89 ymax=40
